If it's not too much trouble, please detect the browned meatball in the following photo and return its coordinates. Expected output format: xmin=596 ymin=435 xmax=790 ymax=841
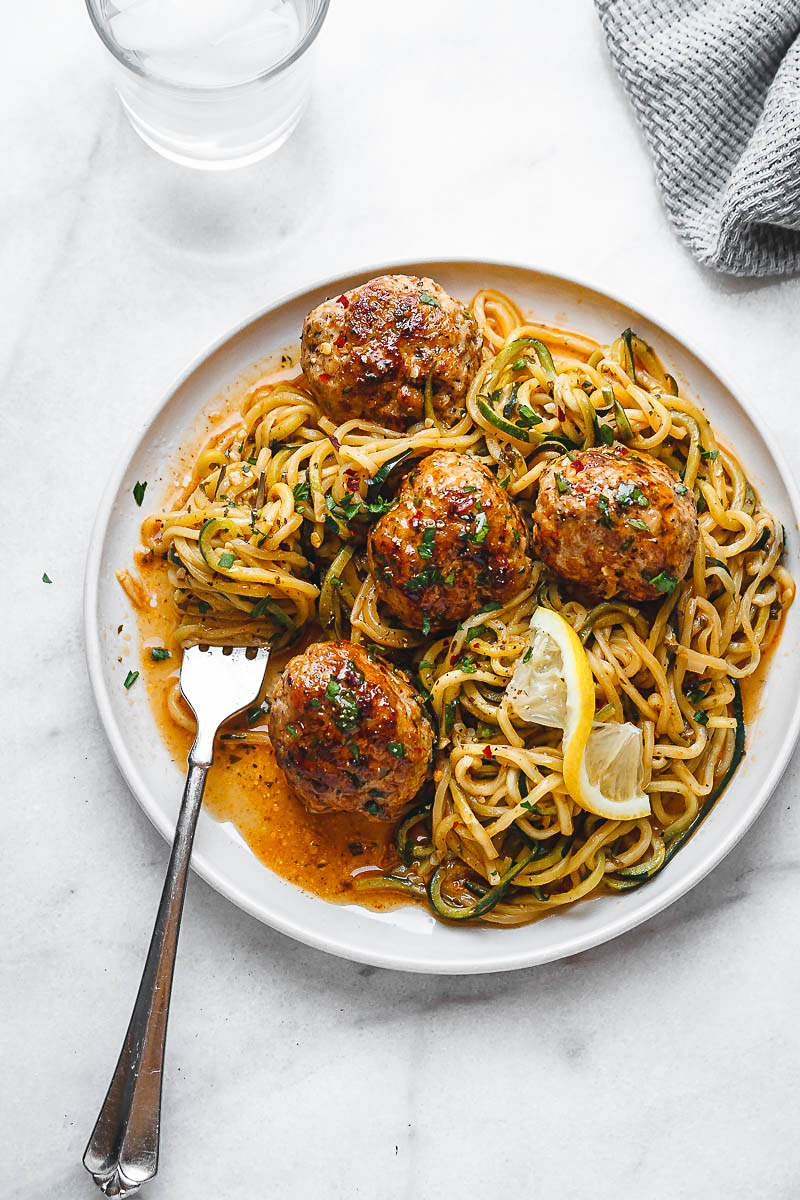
xmin=300 ymin=274 xmax=483 ymax=431
xmin=268 ymin=641 xmax=432 ymax=820
xmin=367 ymin=450 xmax=532 ymax=631
xmin=532 ymin=445 xmax=698 ymax=602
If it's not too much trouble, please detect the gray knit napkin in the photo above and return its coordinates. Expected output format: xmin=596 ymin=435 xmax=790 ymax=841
xmin=596 ymin=0 xmax=800 ymax=276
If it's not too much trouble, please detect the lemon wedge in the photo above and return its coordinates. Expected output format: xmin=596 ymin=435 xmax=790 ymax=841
xmin=506 ymin=607 xmax=650 ymax=820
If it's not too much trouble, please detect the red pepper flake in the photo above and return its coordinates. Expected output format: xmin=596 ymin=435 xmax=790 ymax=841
xmin=328 ymin=433 xmax=341 ymax=450
xmin=337 ymin=294 xmax=350 ymax=308
xmin=482 ymin=745 xmax=494 ymax=759
xmin=345 ymin=475 xmax=360 ymax=492
xmin=335 ymin=332 xmax=346 ymax=348
xmin=319 ymin=372 xmax=332 ymax=384
xmin=572 ymin=460 xmax=585 ymax=473
xmin=451 ymin=494 xmax=475 ymax=516
xmin=409 ymin=511 xmax=421 ymax=531
xmin=557 ymin=405 xmax=566 ymax=421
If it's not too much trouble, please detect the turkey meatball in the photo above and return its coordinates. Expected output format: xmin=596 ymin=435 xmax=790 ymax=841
xmin=268 ymin=641 xmax=432 ymax=820
xmin=368 ymin=450 xmax=532 ymax=631
xmin=532 ymin=444 xmax=698 ymax=602
xmin=300 ymin=274 xmax=483 ymax=431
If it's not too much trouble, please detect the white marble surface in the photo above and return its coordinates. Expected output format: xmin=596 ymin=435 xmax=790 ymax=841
xmin=4 ymin=1 xmax=800 ymax=1197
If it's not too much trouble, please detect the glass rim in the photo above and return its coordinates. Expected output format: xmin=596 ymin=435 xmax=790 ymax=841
xmin=84 ymin=0 xmax=331 ymax=93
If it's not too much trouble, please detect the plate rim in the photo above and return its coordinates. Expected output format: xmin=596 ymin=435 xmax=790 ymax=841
xmin=83 ymin=256 xmax=800 ymax=973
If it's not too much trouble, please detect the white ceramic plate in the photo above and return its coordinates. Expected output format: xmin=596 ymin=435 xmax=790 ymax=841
xmin=85 ymin=259 xmax=800 ymax=974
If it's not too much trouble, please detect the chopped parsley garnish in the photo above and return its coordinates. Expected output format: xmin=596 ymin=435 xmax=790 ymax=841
xmin=444 ymin=699 xmax=458 ymax=734
xmin=364 ymin=799 xmax=382 ymax=816
xmin=419 ymin=291 xmax=440 ymax=308
xmin=349 ymin=742 xmax=361 ymax=761
xmin=478 ymin=601 xmax=502 ymax=614
xmin=554 ymin=472 xmax=570 ymax=494
xmin=292 ymin=479 xmax=310 ymax=503
xmin=443 ymin=569 xmax=456 ymax=586
xmin=616 ymin=481 xmax=649 ymax=507
xmin=457 ymin=656 xmax=478 ymax=674
xmin=310 ymin=697 xmax=320 ymax=709
xmin=133 ymin=480 xmax=147 ymax=507
xmin=150 ymin=647 xmax=171 ymax=661
xmin=628 ymin=517 xmax=649 ymax=532
xmin=218 ymin=552 xmax=235 ymax=569
xmin=417 ymin=526 xmax=436 ymax=559
xmin=674 ymin=482 xmax=688 ymax=495
xmin=517 ymin=402 xmax=542 ymax=427
xmin=597 ymin=494 xmax=613 ymax=527
xmin=123 ymin=670 xmax=139 ymax=689
xmin=286 ymin=725 xmax=298 ymax=738
xmin=700 ymin=447 xmax=719 ymax=463
xmin=686 ymin=684 xmax=707 ymax=704
xmin=422 ymin=613 xmax=431 ymax=636
xmin=42 ymin=572 xmax=52 ymax=584
xmin=387 ymin=742 xmax=404 ymax=757
xmin=650 ymin=570 xmax=677 ymax=594
xmin=693 ymin=710 xmax=710 ymax=726
xmin=326 ymin=676 xmax=360 ymax=732
xmin=522 ymin=646 xmax=533 ymax=664
xmin=472 ymin=511 xmax=489 ymax=543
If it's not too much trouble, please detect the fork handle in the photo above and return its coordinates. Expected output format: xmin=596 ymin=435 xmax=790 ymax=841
xmin=83 ymin=756 xmax=210 ymax=1197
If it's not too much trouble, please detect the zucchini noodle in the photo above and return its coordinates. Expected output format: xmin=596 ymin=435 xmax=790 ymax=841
xmin=140 ymin=290 xmax=794 ymax=926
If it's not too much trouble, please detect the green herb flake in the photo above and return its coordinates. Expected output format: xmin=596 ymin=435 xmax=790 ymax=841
xmin=123 ymin=670 xmax=139 ymax=690
xmin=421 ymin=613 xmax=431 ymax=636
xmin=218 ymin=552 xmax=235 ymax=569
xmin=292 ymin=479 xmax=310 ymax=504
xmin=247 ymin=705 xmax=265 ymax=725
xmin=517 ymin=402 xmax=542 ymax=427
xmin=674 ymin=482 xmax=688 ymax=495
xmin=472 ymin=511 xmax=489 ymax=544
xmin=326 ymin=678 xmax=341 ymax=699
xmin=419 ymin=291 xmax=440 ymax=308
xmin=42 ymin=572 xmax=52 ymax=584
xmin=628 ymin=517 xmax=649 ymax=532
xmin=522 ymin=646 xmax=533 ymax=664
xmin=444 ymin=699 xmax=458 ymax=735
xmin=554 ymin=472 xmax=570 ymax=495
xmin=150 ymin=647 xmax=171 ymax=661
xmin=310 ymin=697 xmax=320 ymax=709
xmin=700 ymin=447 xmax=719 ymax=463
xmin=133 ymin=480 xmax=147 ymax=507
xmin=686 ymin=685 xmax=707 ymax=704
xmin=597 ymin=495 xmax=613 ymax=527
xmin=387 ymin=742 xmax=405 ymax=757
xmin=694 ymin=710 xmax=710 ymax=726
xmin=650 ymin=570 xmax=677 ymax=594
xmin=286 ymin=725 xmax=298 ymax=738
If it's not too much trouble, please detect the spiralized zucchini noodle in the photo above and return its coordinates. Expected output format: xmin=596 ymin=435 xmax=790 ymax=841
xmin=141 ymin=289 xmax=794 ymax=925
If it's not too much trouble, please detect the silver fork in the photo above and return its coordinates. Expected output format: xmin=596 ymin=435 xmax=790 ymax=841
xmin=83 ymin=644 xmax=270 ymax=1197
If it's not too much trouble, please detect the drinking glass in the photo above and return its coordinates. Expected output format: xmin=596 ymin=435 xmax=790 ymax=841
xmin=84 ymin=0 xmax=330 ymax=170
